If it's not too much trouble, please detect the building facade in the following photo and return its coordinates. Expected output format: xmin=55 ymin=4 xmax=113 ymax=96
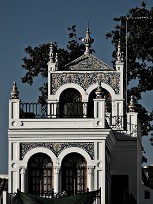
xmin=8 ymin=28 xmax=141 ymax=204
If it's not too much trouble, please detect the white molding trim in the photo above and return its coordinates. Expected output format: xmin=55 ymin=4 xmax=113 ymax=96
xmin=21 ymin=147 xmax=57 ymax=167
xmin=58 ymin=147 xmax=93 ymax=166
xmin=54 ymin=83 xmax=88 ymax=102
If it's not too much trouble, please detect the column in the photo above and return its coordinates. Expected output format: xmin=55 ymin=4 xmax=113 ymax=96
xmin=87 ymin=167 xmax=94 ymax=191
xmin=20 ymin=167 xmax=26 ymax=192
xmin=47 ymin=101 xmax=58 ymax=118
xmin=105 ymin=112 xmax=111 ymax=126
xmin=2 ymin=191 xmax=8 ymax=204
xmin=83 ymin=102 xmax=87 ymax=118
xmin=54 ymin=167 xmax=60 ymax=193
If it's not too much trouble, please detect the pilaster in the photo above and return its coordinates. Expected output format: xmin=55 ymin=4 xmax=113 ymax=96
xmin=9 ymin=99 xmax=20 ymax=121
xmin=54 ymin=167 xmax=60 ymax=193
xmin=87 ymin=167 xmax=94 ymax=191
xmin=20 ymin=167 xmax=27 ymax=192
xmin=93 ymin=98 xmax=105 ymax=128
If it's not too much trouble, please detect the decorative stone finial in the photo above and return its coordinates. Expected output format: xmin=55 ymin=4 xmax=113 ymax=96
xmin=49 ymin=42 xmax=54 ymax=63
xmin=128 ymin=95 xmax=137 ymax=112
xmin=55 ymin=53 xmax=59 ymax=71
xmin=95 ymin=81 xmax=104 ymax=99
xmin=11 ymin=81 xmax=19 ymax=99
xmin=116 ymin=40 xmax=123 ymax=62
xmin=82 ymin=25 xmax=94 ymax=55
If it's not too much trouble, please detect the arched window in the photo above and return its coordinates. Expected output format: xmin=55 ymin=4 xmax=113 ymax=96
xmin=28 ymin=153 xmax=53 ymax=195
xmin=59 ymin=88 xmax=83 ymax=118
xmin=61 ymin=153 xmax=87 ymax=195
xmin=88 ymin=88 xmax=112 ymax=117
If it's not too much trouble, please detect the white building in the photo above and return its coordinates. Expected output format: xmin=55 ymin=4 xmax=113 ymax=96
xmin=6 ymin=28 xmax=150 ymax=204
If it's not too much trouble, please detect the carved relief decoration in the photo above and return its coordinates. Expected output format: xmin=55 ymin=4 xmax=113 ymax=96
xmin=20 ymin=142 xmax=94 ymax=160
xmin=64 ymin=54 xmax=113 ymax=71
xmin=51 ymin=72 xmax=120 ymax=94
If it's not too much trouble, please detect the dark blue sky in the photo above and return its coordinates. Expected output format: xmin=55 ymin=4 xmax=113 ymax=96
xmin=0 ymin=0 xmax=153 ymax=173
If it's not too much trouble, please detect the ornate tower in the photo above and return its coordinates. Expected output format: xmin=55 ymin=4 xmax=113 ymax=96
xmin=8 ymin=28 xmax=139 ymax=204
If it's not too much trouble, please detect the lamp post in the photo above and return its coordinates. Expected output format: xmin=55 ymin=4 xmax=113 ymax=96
xmin=125 ymin=16 xmax=152 ymax=111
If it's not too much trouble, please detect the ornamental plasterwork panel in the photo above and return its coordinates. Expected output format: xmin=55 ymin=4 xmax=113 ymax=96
xmin=20 ymin=142 xmax=94 ymax=160
xmin=51 ymin=72 xmax=120 ymax=94
xmin=64 ymin=54 xmax=113 ymax=71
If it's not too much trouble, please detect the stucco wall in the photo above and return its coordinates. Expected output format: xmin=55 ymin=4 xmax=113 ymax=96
xmin=110 ymin=140 xmax=137 ymax=198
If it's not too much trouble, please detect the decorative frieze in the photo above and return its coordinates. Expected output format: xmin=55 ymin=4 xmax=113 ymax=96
xmin=20 ymin=142 xmax=94 ymax=160
xmin=51 ymin=72 xmax=120 ymax=95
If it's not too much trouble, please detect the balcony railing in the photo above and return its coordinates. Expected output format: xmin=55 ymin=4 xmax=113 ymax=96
xmin=106 ymin=115 xmax=125 ymax=129
xmin=20 ymin=102 xmax=88 ymax=118
xmin=20 ymin=103 xmax=49 ymax=118
xmin=19 ymin=102 xmax=131 ymax=131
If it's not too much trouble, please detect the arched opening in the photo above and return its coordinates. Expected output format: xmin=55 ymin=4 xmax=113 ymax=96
xmin=27 ymin=153 xmax=53 ymax=195
xmin=88 ymin=88 xmax=112 ymax=117
xmin=61 ymin=153 xmax=87 ymax=195
xmin=59 ymin=88 xmax=83 ymax=118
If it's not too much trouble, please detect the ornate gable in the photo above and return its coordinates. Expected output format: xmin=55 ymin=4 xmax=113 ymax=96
xmin=48 ymin=27 xmax=123 ymax=96
xmin=64 ymin=54 xmax=114 ymax=71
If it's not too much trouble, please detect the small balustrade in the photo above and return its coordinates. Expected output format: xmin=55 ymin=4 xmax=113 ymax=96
xmin=20 ymin=102 xmax=88 ymax=118
xmin=106 ymin=115 xmax=125 ymax=129
xmin=19 ymin=102 xmax=137 ymax=133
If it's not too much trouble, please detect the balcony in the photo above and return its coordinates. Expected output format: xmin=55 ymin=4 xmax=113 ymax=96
xmin=20 ymin=102 xmax=88 ymax=118
xmin=19 ymin=102 xmax=125 ymax=129
xmin=9 ymin=100 xmax=138 ymax=137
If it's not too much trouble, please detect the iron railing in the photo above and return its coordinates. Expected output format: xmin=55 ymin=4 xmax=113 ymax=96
xmin=106 ymin=115 xmax=125 ymax=129
xmin=20 ymin=102 xmax=124 ymax=122
xmin=20 ymin=102 xmax=88 ymax=118
xmin=19 ymin=102 xmax=137 ymax=135
xmin=20 ymin=103 xmax=49 ymax=118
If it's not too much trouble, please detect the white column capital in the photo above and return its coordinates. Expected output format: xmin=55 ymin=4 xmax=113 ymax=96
xmin=87 ymin=167 xmax=94 ymax=175
xmin=20 ymin=167 xmax=27 ymax=174
xmin=54 ymin=167 xmax=60 ymax=174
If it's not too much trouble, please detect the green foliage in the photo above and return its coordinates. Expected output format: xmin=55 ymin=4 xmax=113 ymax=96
xmin=106 ymin=2 xmax=153 ymax=136
xmin=21 ymin=25 xmax=85 ymax=102
xmin=21 ymin=3 xmax=153 ymax=139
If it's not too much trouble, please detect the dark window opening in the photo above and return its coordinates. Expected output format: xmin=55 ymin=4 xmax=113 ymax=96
xmin=111 ymin=175 xmax=129 ymax=204
xmin=61 ymin=153 xmax=87 ymax=195
xmin=145 ymin=190 xmax=150 ymax=199
xmin=28 ymin=153 xmax=53 ymax=195
xmin=59 ymin=88 xmax=83 ymax=118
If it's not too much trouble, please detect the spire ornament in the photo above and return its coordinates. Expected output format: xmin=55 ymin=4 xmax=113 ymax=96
xmin=55 ymin=53 xmax=59 ymax=71
xmin=49 ymin=42 xmax=54 ymax=63
xmin=82 ymin=25 xmax=94 ymax=55
xmin=95 ymin=81 xmax=104 ymax=99
xmin=128 ymin=95 xmax=137 ymax=112
xmin=116 ymin=40 xmax=123 ymax=62
xmin=11 ymin=81 xmax=19 ymax=99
